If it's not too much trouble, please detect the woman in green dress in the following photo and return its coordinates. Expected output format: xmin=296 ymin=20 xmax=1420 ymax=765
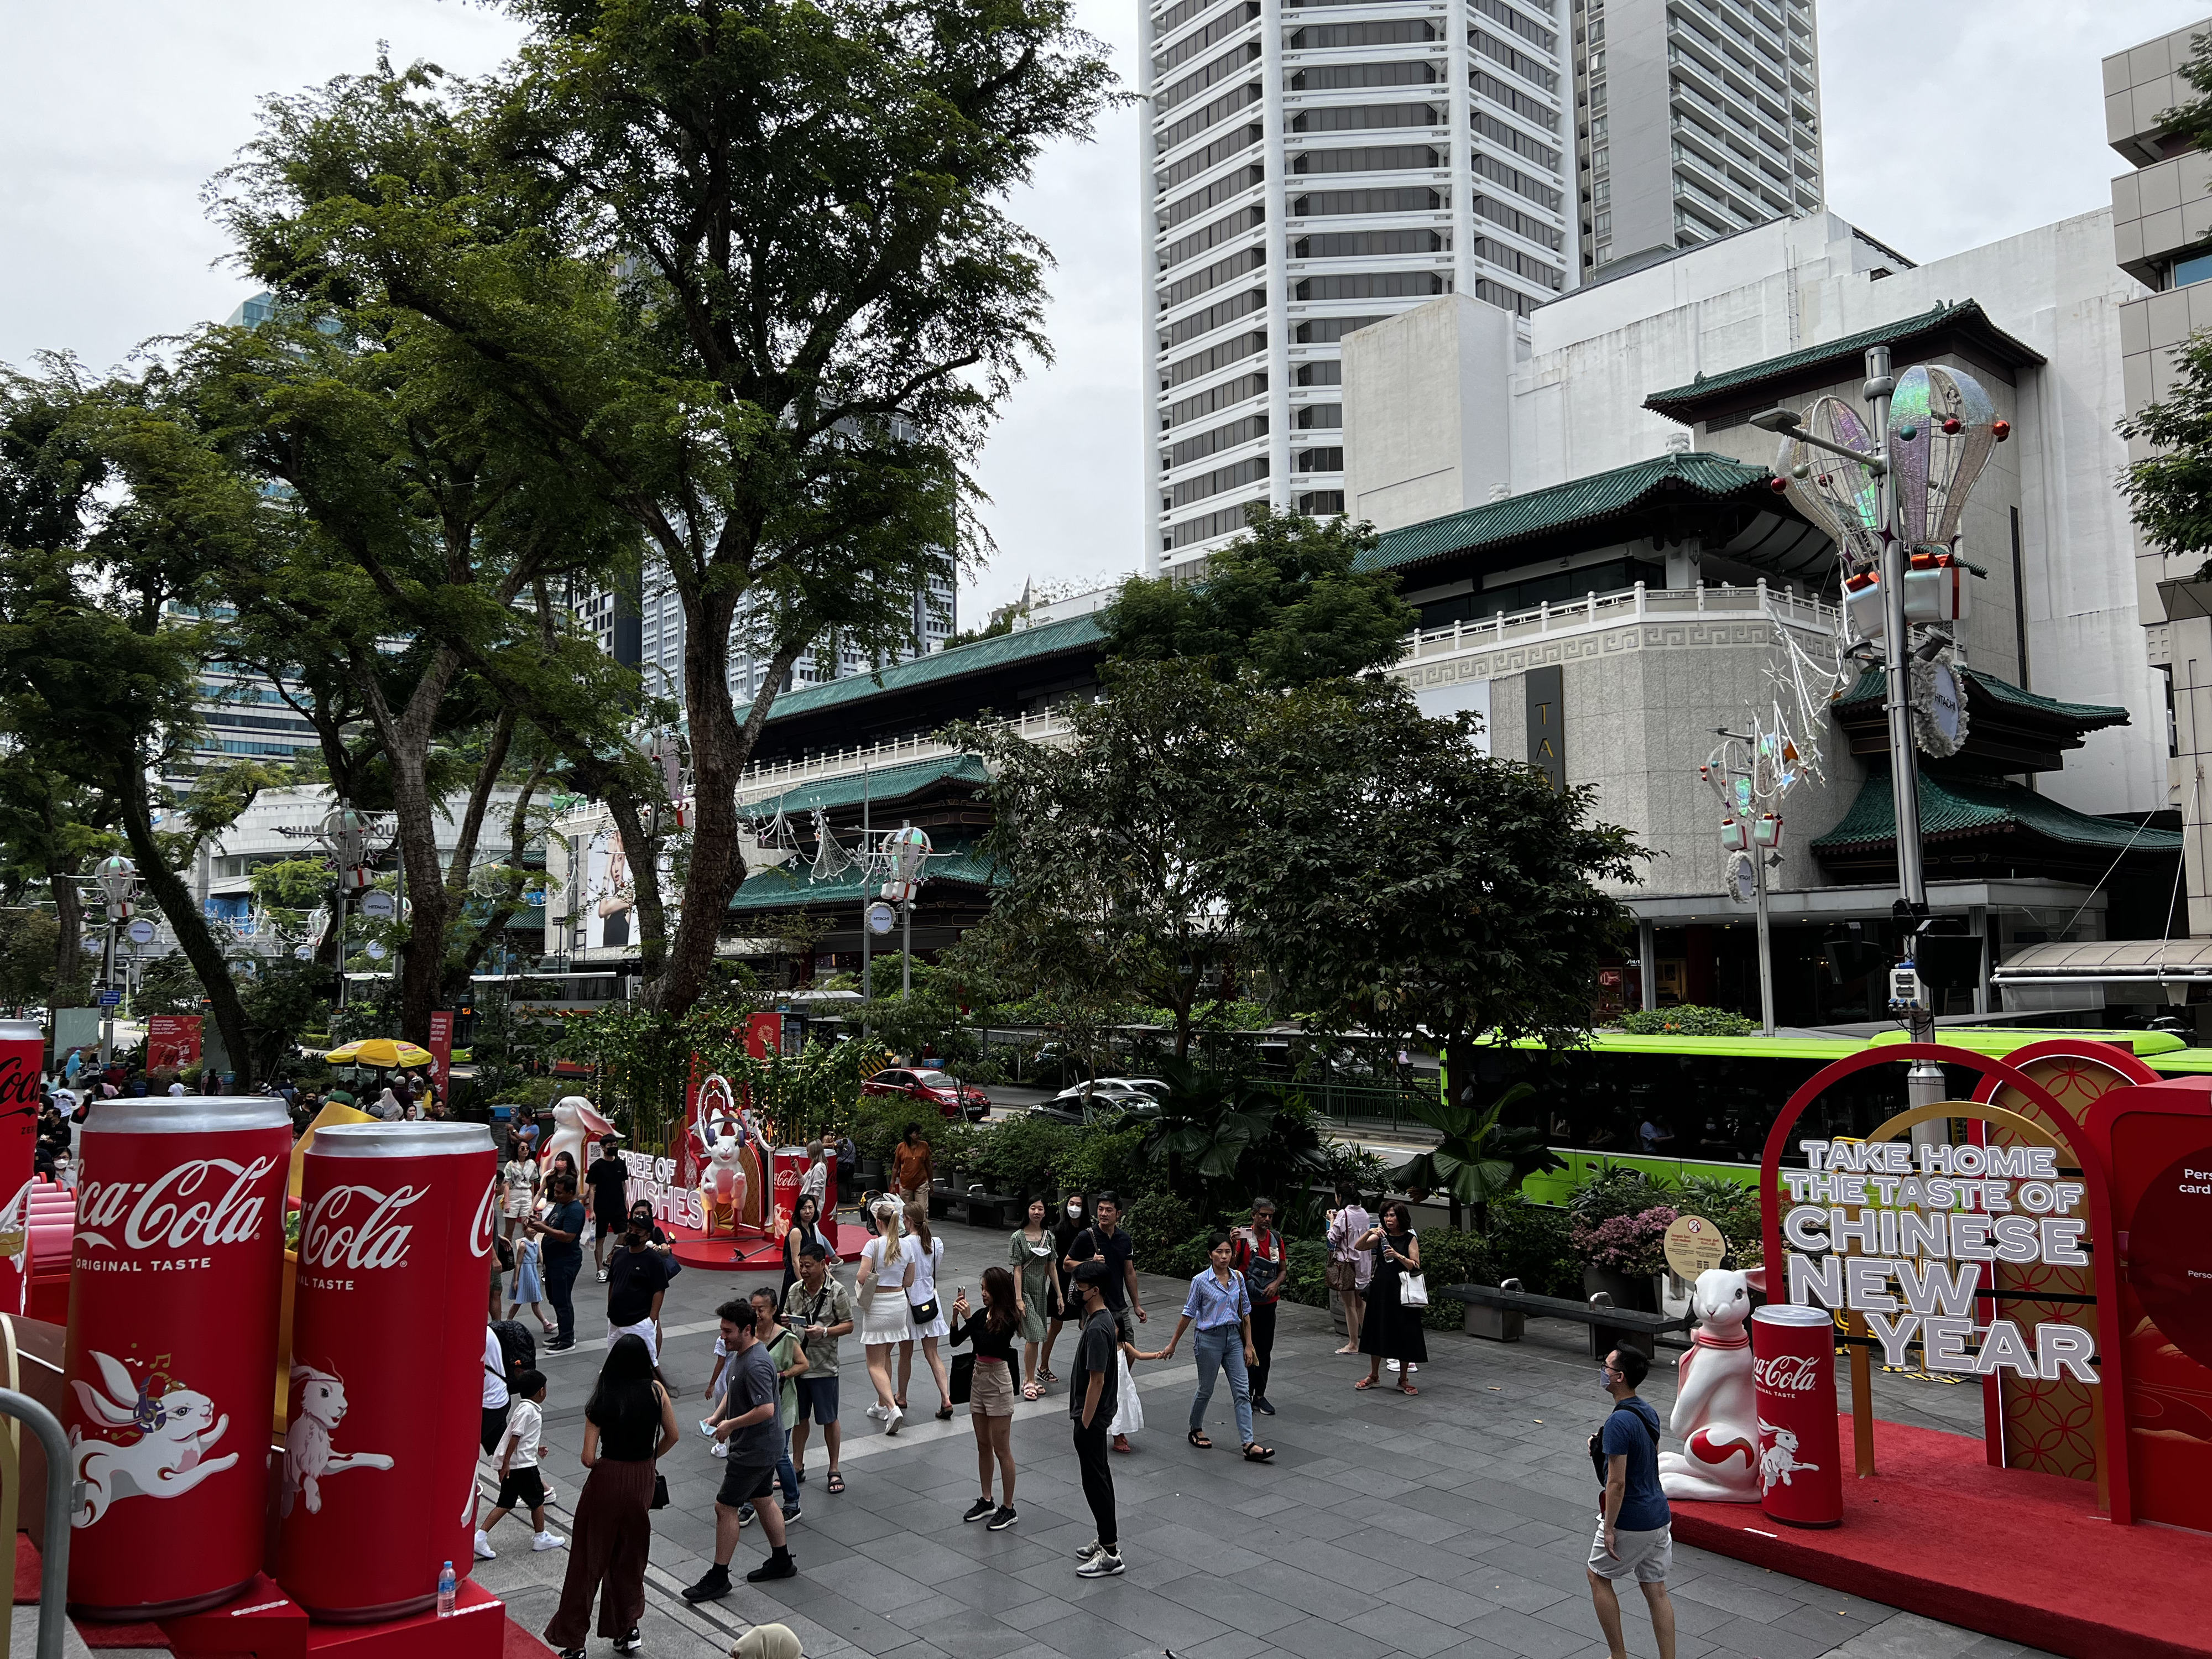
xmin=1008 ymin=1196 xmax=1060 ymax=1400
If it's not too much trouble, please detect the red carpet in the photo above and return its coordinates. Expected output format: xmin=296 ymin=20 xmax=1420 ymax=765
xmin=1670 ymin=1417 xmax=2212 ymax=1659
xmin=667 ymin=1217 xmax=870 ymax=1271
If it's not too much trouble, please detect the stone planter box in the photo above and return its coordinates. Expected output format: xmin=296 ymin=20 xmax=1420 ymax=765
xmin=1464 ymin=1277 xmax=1527 ymax=1342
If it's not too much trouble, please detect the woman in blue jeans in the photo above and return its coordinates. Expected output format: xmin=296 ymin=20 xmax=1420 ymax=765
xmin=1159 ymin=1234 xmax=1274 ymax=1462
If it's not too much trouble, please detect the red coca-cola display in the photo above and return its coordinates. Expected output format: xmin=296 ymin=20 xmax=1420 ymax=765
xmin=1750 ymin=1303 xmax=1843 ymax=1528
xmin=275 ymin=1121 xmax=499 ymax=1621
xmin=770 ymin=1145 xmax=806 ymax=1237
xmin=63 ymin=1097 xmax=291 ymax=1619
xmin=0 ymin=1018 xmax=44 ymax=1315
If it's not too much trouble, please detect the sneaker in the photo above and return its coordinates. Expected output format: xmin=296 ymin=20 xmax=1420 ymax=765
xmin=614 ymin=1630 xmax=641 ymax=1655
xmin=531 ymin=1531 xmax=566 ymax=1552
xmin=780 ymin=1502 xmax=801 ymax=1524
xmin=884 ymin=1405 xmax=903 ymax=1436
xmin=987 ymin=1506 xmax=1018 ymax=1531
xmin=680 ymin=1564 xmax=732 ymax=1604
xmin=864 ymin=1403 xmax=886 ymax=1421
xmin=1077 ymin=1549 xmax=1125 ymax=1578
xmin=472 ymin=1529 xmax=497 ymax=1561
xmin=1073 ymin=1538 xmax=1105 ymax=1562
xmin=1254 ymin=1396 xmax=1276 ymax=1416
xmin=711 ymin=1442 xmax=729 ymax=1459
xmin=737 ymin=1503 xmax=756 ymax=1524
xmin=745 ymin=1553 xmax=797 ymax=1583
xmin=963 ymin=1496 xmax=995 ymax=1523
xmin=545 ymin=1339 xmax=575 ymax=1353
xmin=1386 ymin=1358 xmax=1401 ymax=1373
xmin=596 ymin=1267 xmax=609 ymax=1283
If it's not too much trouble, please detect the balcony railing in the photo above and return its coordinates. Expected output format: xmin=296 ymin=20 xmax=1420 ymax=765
xmin=1399 ymin=578 xmax=1839 ymax=662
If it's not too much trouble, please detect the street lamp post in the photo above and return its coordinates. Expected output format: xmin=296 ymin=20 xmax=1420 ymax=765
xmin=90 ymin=856 xmax=139 ymax=1070
xmin=1753 ymin=348 xmax=2010 ymax=1123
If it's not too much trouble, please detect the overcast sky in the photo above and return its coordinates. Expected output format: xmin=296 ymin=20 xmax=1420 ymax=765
xmin=3 ymin=1 xmax=2208 ymax=621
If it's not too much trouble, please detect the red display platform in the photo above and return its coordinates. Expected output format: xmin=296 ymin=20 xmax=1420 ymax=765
xmin=1668 ymin=1416 xmax=2212 ymax=1659
xmin=13 ymin=1550 xmax=539 ymax=1659
xmin=666 ymin=1217 xmax=873 ymax=1272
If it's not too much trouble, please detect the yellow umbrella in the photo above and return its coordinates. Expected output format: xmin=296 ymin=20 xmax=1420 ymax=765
xmin=323 ymin=1037 xmax=435 ymax=1068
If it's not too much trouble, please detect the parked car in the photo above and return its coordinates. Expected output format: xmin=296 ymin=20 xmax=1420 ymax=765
xmin=1031 ymin=1077 xmax=1166 ymax=1127
xmin=862 ymin=1066 xmax=992 ymax=1121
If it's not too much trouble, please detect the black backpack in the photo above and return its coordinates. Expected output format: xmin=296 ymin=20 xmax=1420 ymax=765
xmin=491 ymin=1318 xmax=536 ymax=1386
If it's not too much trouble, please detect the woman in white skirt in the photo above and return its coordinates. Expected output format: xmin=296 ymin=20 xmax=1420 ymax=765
xmin=896 ymin=1202 xmax=955 ymax=1421
xmin=858 ymin=1198 xmax=915 ymax=1433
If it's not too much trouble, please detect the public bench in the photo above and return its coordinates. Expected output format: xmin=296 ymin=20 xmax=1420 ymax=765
xmin=1442 ymin=1279 xmax=1689 ymax=1359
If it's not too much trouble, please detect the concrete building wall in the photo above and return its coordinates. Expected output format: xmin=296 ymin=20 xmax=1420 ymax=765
xmin=1343 ymin=292 xmax=1516 ymax=528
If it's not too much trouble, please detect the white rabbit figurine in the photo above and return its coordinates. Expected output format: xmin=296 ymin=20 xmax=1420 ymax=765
xmin=69 ymin=1350 xmax=237 ymax=1527
xmin=1656 ymin=1266 xmax=1761 ymax=1503
xmin=541 ymin=1095 xmax=615 ymax=1181
xmin=282 ymin=1365 xmax=395 ymax=1517
xmin=698 ymin=1129 xmax=748 ymax=1236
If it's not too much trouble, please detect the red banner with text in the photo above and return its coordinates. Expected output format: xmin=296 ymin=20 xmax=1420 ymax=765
xmin=426 ymin=1009 xmax=453 ymax=1103
xmin=146 ymin=1013 xmax=202 ymax=1075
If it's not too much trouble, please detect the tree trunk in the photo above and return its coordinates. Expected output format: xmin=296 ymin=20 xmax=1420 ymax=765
xmin=442 ymin=762 xmax=547 ymax=1004
xmin=354 ymin=641 xmax=463 ymax=1045
xmin=47 ymin=866 xmax=81 ymax=996
xmin=113 ymin=762 xmax=255 ymax=1089
xmin=606 ymin=792 xmax=667 ymax=983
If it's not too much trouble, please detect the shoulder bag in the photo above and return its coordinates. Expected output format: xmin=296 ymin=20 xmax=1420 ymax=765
xmin=1389 ymin=1233 xmax=1428 ymax=1306
xmin=907 ymin=1239 xmax=940 ymax=1326
xmin=1588 ymin=1402 xmax=1661 ymax=1485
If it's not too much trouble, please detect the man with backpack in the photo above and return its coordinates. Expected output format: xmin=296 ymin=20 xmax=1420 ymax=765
xmin=1585 ymin=1347 xmax=1676 ymax=1659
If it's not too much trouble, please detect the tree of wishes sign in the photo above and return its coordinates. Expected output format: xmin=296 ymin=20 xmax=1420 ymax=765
xmin=1780 ymin=1136 xmax=2100 ymax=1383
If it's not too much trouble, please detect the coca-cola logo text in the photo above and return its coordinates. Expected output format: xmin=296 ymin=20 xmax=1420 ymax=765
xmin=301 ymin=1183 xmax=427 ymax=1271
xmin=0 ymin=1052 xmax=41 ymax=1109
xmin=468 ymin=1178 xmax=497 ymax=1259
xmin=1752 ymin=1354 xmax=1821 ymax=1393
xmin=77 ymin=1157 xmax=278 ymax=1251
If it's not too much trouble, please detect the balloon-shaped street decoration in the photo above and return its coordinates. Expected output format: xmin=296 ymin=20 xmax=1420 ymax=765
xmin=879 ymin=825 xmax=933 ymax=905
xmin=1773 ymin=396 xmax=1883 ymax=570
xmin=1887 ymin=364 xmax=1998 ymax=552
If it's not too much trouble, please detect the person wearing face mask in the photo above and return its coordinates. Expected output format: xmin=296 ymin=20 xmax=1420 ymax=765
xmin=1039 ymin=1193 xmax=1091 ymax=1387
xmin=606 ymin=1202 xmax=672 ymax=1364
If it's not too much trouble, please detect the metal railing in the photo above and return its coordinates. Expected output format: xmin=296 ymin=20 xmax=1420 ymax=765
xmin=1264 ymin=1078 xmax=1435 ymax=1130
xmin=731 ymin=708 xmax=1081 ymax=804
xmin=0 ymin=1384 xmax=72 ymax=1659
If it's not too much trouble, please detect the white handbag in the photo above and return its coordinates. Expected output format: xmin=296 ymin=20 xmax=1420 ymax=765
xmin=1398 ymin=1271 xmax=1430 ymax=1308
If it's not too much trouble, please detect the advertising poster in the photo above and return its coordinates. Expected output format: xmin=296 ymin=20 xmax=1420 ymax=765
xmin=426 ymin=1009 xmax=453 ymax=1102
xmin=146 ymin=1013 xmax=204 ymax=1074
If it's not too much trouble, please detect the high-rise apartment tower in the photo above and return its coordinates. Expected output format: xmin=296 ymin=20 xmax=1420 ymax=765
xmin=1138 ymin=0 xmax=1823 ymax=576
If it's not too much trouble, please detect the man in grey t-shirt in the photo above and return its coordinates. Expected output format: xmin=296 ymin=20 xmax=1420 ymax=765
xmin=683 ymin=1300 xmax=794 ymax=1600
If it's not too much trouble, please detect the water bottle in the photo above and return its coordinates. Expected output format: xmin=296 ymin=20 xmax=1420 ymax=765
xmin=437 ymin=1561 xmax=457 ymax=1618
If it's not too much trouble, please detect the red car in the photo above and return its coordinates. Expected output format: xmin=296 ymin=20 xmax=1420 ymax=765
xmin=862 ymin=1067 xmax=992 ymax=1121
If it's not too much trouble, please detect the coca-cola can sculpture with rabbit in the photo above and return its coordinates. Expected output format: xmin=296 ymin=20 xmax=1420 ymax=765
xmin=1750 ymin=1303 xmax=1844 ymax=1527
xmin=0 ymin=1019 xmax=45 ymax=1315
xmin=275 ymin=1121 xmax=500 ymax=1620
xmin=63 ymin=1097 xmax=292 ymax=1619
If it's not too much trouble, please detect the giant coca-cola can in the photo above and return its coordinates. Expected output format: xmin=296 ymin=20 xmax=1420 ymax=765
xmin=64 ymin=1097 xmax=291 ymax=1619
xmin=0 ymin=1019 xmax=43 ymax=1315
xmin=770 ymin=1145 xmax=806 ymax=1238
xmin=274 ymin=1122 xmax=498 ymax=1621
xmin=1750 ymin=1303 xmax=1844 ymax=1528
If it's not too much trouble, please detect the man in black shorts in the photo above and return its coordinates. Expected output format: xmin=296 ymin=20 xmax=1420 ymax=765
xmin=586 ymin=1136 xmax=630 ymax=1281
xmin=682 ymin=1299 xmax=795 ymax=1600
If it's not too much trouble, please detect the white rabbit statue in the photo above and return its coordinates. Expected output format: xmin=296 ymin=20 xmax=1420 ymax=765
xmin=282 ymin=1365 xmax=394 ymax=1517
xmin=699 ymin=1128 xmax=748 ymax=1236
xmin=70 ymin=1350 xmax=237 ymax=1527
xmin=1657 ymin=1265 xmax=1761 ymax=1503
xmin=541 ymin=1095 xmax=615 ymax=1181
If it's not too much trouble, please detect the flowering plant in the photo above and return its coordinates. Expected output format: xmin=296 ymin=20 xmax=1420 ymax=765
xmin=1568 ymin=1204 xmax=1678 ymax=1276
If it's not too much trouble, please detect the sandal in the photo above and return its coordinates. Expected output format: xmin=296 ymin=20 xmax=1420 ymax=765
xmin=1040 ymin=1370 xmax=1058 ymax=1384
xmin=792 ymin=1463 xmax=806 ymax=1485
xmin=826 ymin=1470 xmax=845 ymax=1494
xmin=1354 ymin=1376 xmax=1378 ymax=1390
xmin=1242 ymin=1443 xmax=1275 ymax=1462
xmin=1399 ymin=1383 xmax=1419 ymax=1396
xmin=935 ymin=1404 xmax=954 ymax=1421
xmin=1022 ymin=1381 xmax=1040 ymax=1401
xmin=1188 ymin=1429 xmax=1212 ymax=1449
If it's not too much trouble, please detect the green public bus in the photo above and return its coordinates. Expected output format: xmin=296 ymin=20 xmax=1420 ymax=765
xmin=1472 ymin=1026 xmax=2212 ymax=1204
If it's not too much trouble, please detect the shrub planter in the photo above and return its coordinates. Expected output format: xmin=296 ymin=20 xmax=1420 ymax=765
xmin=1582 ymin=1265 xmax=1655 ymax=1312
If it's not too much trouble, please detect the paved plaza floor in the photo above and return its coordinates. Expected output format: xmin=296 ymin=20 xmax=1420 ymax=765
xmin=474 ymin=1218 xmax=2057 ymax=1659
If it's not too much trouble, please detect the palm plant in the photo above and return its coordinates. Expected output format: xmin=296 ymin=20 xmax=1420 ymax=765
xmin=1392 ymin=1082 xmax=1566 ymax=1230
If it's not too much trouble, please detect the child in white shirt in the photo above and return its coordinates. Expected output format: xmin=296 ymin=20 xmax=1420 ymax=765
xmin=473 ymin=1370 xmax=564 ymax=1557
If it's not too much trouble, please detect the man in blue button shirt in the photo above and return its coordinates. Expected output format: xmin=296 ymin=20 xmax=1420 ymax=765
xmin=1586 ymin=1347 xmax=1675 ymax=1659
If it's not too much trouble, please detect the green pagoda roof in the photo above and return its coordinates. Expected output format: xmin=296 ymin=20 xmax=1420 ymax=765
xmin=1811 ymin=771 xmax=2182 ymax=857
xmin=1644 ymin=300 xmax=2044 ymax=425
xmin=742 ymin=754 xmax=988 ymax=816
xmin=1834 ymin=665 xmax=2132 ymax=731
xmin=744 ymin=613 xmax=1106 ymax=727
xmin=727 ymin=837 xmax=1003 ymax=914
xmin=1353 ymin=451 xmax=1780 ymax=575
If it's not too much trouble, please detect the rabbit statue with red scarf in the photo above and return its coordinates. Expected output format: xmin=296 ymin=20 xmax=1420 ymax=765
xmin=1656 ymin=1265 xmax=1761 ymax=1502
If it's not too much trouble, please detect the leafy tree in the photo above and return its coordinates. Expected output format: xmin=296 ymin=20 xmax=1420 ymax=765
xmin=1222 ymin=676 xmax=1646 ymax=1120
xmin=2122 ymin=324 xmax=2212 ymax=570
xmin=952 ymin=660 xmax=1245 ymax=1060
xmin=1390 ymin=1082 xmax=1565 ymax=1230
xmin=222 ymin=5 xmax=1118 ymax=1020
xmin=1100 ymin=507 xmax=1415 ymax=686
xmin=2156 ymin=34 xmax=2212 ymax=160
